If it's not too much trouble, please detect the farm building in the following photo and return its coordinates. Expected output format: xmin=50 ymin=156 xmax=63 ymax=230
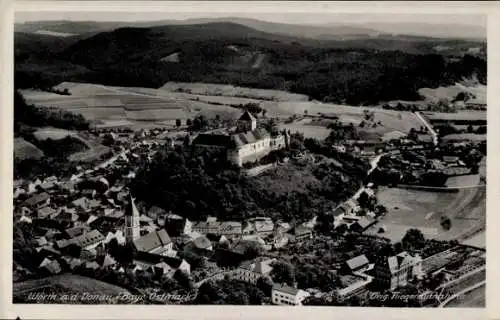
xmin=192 ymin=111 xmax=289 ymax=167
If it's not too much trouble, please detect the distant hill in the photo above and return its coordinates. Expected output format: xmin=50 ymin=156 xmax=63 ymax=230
xmin=360 ymin=22 xmax=486 ymax=40
xmin=15 ymin=21 xmax=487 ymax=106
xmin=15 ymin=18 xmax=486 ymax=40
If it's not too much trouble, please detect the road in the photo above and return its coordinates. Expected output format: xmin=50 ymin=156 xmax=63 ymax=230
xmin=414 ymin=111 xmax=438 ymax=146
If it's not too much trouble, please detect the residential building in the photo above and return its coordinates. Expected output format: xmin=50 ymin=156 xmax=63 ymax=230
xmin=233 ymin=258 xmax=276 ymax=284
xmin=373 ymin=251 xmax=423 ymax=290
xmin=272 ymin=284 xmax=311 ymax=306
xmin=24 ymin=192 xmax=50 ymax=209
xmin=70 ymin=229 xmax=106 ymax=250
xmin=192 ymin=111 xmax=289 ymax=167
xmin=288 ymin=226 xmax=313 ymax=242
xmin=343 ymin=254 xmax=370 ymax=273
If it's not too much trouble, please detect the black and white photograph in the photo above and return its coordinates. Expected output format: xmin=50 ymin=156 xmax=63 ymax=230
xmin=8 ymin=2 xmax=489 ymax=312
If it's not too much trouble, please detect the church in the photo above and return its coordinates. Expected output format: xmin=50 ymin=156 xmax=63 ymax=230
xmin=124 ymin=195 xmax=173 ymax=256
xmin=192 ymin=111 xmax=288 ymax=167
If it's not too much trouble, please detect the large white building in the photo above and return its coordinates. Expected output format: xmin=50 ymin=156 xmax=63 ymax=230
xmin=272 ymin=284 xmax=311 ymax=306
xmin=192 ymin=111 xmax=288 ymax=167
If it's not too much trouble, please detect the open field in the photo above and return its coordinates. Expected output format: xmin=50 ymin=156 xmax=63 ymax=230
xmin=445 ymin=285 xmax=485 ymax=308
xmin=279 ymin=118 xmax=331 ymax=140
xmin=366 ymin=186 xmax=486 ymax=242
xmin=33 ymin=127 xmax=78 ymax=140
xmin=418 ymin=83 xmax=486 ymax=105
xmin=423 ymin=111 xmax=486 ymax=122
xmin=441 ymin=134 xmax=487 ymax=142
xmin=461 ymin=232 xmax=485 ymax=248
xmin=13 ymin=274 xmax=131 ymax=303
xmin=160 ymin=81 xmax=310 ymax=101
xmin=14 ymin=137 xmax=44 ymax=160
xmin=445 ymin=174 xmax=481 ymax=188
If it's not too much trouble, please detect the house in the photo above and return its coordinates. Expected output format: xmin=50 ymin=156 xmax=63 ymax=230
xmin=104 ymin=230 xmax=126 ymax=245
xmin=70 ymin=197 xmax=91 ymax=211
xmin=344 ymin=254 xmax=370 ymax=273
xmin=27 ymin=178 xmax=42 ymax=194
xmin=82 ymin=189 xmax=96 ymax=199
xmin=70 ymin=229 xmax=106 ymax=250
xmin=133 ymin=229 xmax=173 ymax=256
xmin=192 ymin=111 xmax=289 ymax=167
xmin=350 ymin=217 xmax=376 ymax=233
xmin=373 ymin=251 xmax=423 ymax=290
xmin=133 ymin=251 xmax=191 ymax=276
xmin=147 ymin=206 xmax=166 ymax=220
xmin=249 ymin=217 xmax=274 ymax=235
xmin=288 ymin=226 xmax=313 ymax=242
xmin=13 ymin=187 xmax=26 ymax=199
xmin=98 ymin=254 xmax=117 ymax=268
xmin=185 ymin=235 xmax=213 ymax=253
xmin=165 ymin=214 xmax=192 ymax=236
xmin=218 ymin=221 xmax=242 ymax=237
xmin=24 ymin=192 xmax=50 ymax=209
xmin=272 ymin=284 xmax=311 ymax=306
xmin=39 ymin=258 xmax=62 ymax=275
xmin=233 ymin=258 xmax=276 ymax=284
xmin=37 ymin=206 xmax=57 ymax=219
xmin=65 ymin=226 xmax=89 ymax=238
xmin=58 ymin=209 xmax=79 ymax=223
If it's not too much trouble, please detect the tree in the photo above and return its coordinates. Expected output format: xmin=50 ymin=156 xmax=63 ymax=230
xmin=467 ymin=124 xmax=474 ymax=133
xmin=176 ymin=119 xmax=182 ymax=127
xmin=270 ymin=261 xmax=295 ymax=285
xmin=440 ymin=216 xmax=452 ymax=231
xmin=401 ymin=228 xmax=425 ymax=251
xmin=256 ymin=276 xmax=274 ymax=296
xmin=186 ymin=118 xmax=192 ymax=127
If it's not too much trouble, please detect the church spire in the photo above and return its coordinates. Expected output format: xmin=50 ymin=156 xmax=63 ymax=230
xmin=124 ymin=192 xmax=140 ymax=243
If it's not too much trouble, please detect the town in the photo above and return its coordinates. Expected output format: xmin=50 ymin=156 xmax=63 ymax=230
xmin=13 ymin=105 xmax=486 ymax=307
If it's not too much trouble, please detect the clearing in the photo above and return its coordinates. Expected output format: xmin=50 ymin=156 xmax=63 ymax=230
xmin=366 ymin=186 xmax=486 ymax=243
xmin=14 ymin=138 xmax=44 ymax=160
xmin=279 ymin=118 xmax=331 ymax=140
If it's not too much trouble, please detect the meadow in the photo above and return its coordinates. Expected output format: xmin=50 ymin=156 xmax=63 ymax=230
xmin=365 ymin=186 xmax=486 ymax=243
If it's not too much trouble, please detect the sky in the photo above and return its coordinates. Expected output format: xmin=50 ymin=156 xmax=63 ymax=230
xmin=15 ymin=11 xmax=486 ymax=28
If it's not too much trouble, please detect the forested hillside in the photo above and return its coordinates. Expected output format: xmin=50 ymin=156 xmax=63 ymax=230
xmin=15 ymin=22 xmax=487 ymax=105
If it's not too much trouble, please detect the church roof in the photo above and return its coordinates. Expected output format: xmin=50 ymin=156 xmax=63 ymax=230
xmin=134 ymin=229 xmax=172 ymax=253
xmin=125 ymin=195 xmax=140 ymax=217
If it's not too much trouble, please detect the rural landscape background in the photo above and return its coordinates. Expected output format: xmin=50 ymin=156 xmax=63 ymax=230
xmin=12 ymin=11 xmax=486 ymax=308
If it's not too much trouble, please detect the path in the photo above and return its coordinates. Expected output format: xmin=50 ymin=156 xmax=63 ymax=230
xmin=414 ymin=111 xmax=438 ymax=146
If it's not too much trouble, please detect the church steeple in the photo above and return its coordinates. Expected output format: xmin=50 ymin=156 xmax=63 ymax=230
xmin=124 ymin=193 xmax=140 ymax=243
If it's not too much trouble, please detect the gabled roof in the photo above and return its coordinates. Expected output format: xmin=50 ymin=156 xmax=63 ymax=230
xmin=134 ymin=229 xmax=172 ymax=253
xmin=346 ymin=254 xmax=369 ymax=271
xmin=272 ymin=284 xmax=300 ymax=296
xmin=239 ymin=111 xmax=256 ymax=121
xmin=24 ymin=192 xmax=50 ymax=207
xmin=37 ymin=206 xmax=57 ymax=218
xmin=191 ymin=235 xmax=212 ymax=250
xmin=71 ymin=229 xmax=105 ymax=248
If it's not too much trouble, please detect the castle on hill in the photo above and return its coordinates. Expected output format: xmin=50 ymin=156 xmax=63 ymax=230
xmin=192 ymin=111 xmax=289 ymax=167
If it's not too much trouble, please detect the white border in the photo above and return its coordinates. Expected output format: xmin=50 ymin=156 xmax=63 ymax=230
xmin=1 ymin=2 xmax=499 ymax=320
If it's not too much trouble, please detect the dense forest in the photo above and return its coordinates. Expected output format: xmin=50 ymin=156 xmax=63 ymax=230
xmin=15 ymin=23 xmax=487 ymax=105
xmin=130 ymin=143 xmax=368 ymax=223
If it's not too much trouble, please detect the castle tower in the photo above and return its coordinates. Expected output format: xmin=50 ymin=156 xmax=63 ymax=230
xmin=124 ymin=194 xmax=140 ymax=243
xmin=236 ymin=111 xmax=257 ymax=133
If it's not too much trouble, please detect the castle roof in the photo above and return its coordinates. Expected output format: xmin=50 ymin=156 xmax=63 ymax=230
xmin=239 ymin=111 xmax=256 ymax=121
xmin=192 ymin=128 xmax=270 ymax=148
